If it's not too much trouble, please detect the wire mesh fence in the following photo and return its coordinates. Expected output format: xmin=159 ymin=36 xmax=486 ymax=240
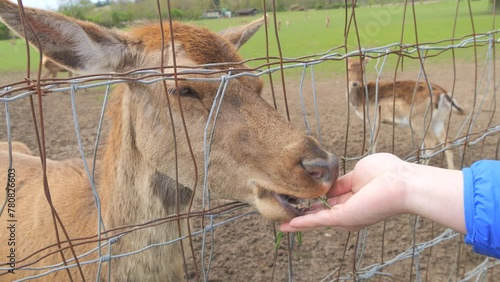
xmin=0 ymin=0 xmax=499 ymax=281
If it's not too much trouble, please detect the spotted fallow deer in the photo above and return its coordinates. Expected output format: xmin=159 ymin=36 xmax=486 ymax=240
xmin=347 ymin=57 xmax=465 ymax=169
xmin=0 ymin=2 xmax=339 ymax=281
xmin=42 ymin=56 xmax=72 ymax=78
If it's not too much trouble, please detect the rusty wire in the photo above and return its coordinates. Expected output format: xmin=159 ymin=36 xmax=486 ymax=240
xmin=0 ymin=0 xmax=499 ymax=281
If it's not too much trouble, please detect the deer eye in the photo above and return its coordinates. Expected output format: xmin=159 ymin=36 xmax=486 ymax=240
xmin=168 ymin=86 xmax=199 ymax=99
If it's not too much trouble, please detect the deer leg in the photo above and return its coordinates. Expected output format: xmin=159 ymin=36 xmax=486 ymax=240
xmin=431 ymin=118 xmax=455 ymax=170
xmin=412 ymin=121 xmax=433 ymax=166
xmin=365 ymin=106 xmax=379 ymax=154
xmin=369 ymin=124 xmax=379 ymax=154
xmin=443 ymin=147 xmax=455 ymax=169
xmin=42 ymin=70 xmax=51 ymax=78
xmin=421 ymin=131 xmax=437 ymax=166
xmin=430 ymin=104 xmax=456 ymax=169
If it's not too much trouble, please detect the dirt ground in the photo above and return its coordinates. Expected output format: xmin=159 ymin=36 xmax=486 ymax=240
xmin=0 ymin=59 xmax=499 ymax=281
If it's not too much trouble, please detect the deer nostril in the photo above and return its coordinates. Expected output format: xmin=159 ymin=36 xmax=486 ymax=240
xmin=300 ymin=154 xmax=339 ymax=184
xmin=304 ymin=165 xmax=325 ymax=180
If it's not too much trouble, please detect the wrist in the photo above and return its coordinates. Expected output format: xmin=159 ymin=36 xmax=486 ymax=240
xmin=403 ymin=163 xmax=465 ymax=233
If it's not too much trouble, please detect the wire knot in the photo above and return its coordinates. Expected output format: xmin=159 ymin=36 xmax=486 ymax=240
xmin=204 ymin=224 xmax=214 ymax=232
xmin=108 ymin=237 xmax=119 ymax=245
xmin=100 ymin=254 xmax=111 ymax=262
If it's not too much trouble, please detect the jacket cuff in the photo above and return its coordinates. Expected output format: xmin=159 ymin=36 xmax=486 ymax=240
xmin=463 ymin=160 xmax=500 ymax=259
xmin=463 ymin=166 xmax=474 ymax=244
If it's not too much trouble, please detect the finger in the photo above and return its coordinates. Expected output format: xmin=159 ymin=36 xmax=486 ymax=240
xmin=285 ymin=208 xmax=342 ymax=231
xmin=326 ymin=171 xmax=354 ymax=197
xmin=327 ymin=192 xmax=353 ymax=207
xmin=306 ymin=194 xmax=353 ymax=211
xmin=280 ymin=205 xmax=368 ymax=232
xmin=280 ymin=221 xmax=364 ymax=233
xmin=280 ymin=222 xmax=323 ymax=232
xmin=304 ymin=203 xmax=328 ymax=213
xmin=306 ymin=192 xmax=354 ymax=212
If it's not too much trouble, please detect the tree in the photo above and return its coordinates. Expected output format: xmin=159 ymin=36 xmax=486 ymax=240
xmin=59 ymin=0 xmax=95 ymax=20
xmin=96 ymin=0 xmax=110 ymax=7
xmin=0 ymin=22 xmax=10 ymax=40
xmin=492 ymin=0 xmax=500 ymax=12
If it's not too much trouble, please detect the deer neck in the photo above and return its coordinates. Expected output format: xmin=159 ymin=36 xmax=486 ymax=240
xmin=348 ymin=85 xmax=366 ymax=108
xmin=97 ymin=88 xmax=191 ymax=280
xmin=100 ymin=85 xmax=193 ymax=221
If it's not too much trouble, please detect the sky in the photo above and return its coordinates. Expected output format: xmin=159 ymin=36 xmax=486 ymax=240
xmin=13 ymin=0 xmax=60 ymax=10
xmin=12 ymin=0 xmax=98 ymax=11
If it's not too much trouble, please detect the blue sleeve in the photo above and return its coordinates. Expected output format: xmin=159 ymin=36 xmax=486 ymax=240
xmin=463 ymin=160 xmax=500 ymax=259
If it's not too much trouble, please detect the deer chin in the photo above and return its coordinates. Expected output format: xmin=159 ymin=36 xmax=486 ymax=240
xmin=252 ymin=184 xmax=318 ymax=222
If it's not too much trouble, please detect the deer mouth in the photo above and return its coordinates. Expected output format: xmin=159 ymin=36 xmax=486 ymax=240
xmin=254 ymin=185 xmax=314 ymax=220
xmin=274 ymin=193 xmax=309 ymax=217
xmin=252 ymin=168 xmax=335 ymax=221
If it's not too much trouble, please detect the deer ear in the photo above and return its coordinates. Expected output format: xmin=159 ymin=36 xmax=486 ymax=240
xmin=363 ymin=57 xmax=371 ymax=65
xmin=0 ymin=1 xmax=132 ymax=74
xmin=218 ymin=15 xmax=267 ymax=49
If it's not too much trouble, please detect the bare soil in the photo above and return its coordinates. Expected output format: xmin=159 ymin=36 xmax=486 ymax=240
xmin=0 ymin=60 xmax=498 ymax=281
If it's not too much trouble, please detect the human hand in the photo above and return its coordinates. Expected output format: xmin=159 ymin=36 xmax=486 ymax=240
xmin=281 ymin=153 xmax=412 ymax=232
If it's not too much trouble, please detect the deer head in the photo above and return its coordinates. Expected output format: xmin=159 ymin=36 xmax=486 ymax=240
xmin=347 ymin=57 xmax=370 ymax=89
xmin=346 ymin=56 xmax=371 ymax=107
xmin=0 ymin=1 xmax=339 ymax=222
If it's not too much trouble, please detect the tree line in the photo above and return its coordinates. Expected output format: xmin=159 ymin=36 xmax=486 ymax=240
xmin=54 ymin=0 xmax=352 ymax=27
xmin=1 ymin=0 xmax=334 ymax=40
xmin=1 ymin=0 xmax=484 ymax=40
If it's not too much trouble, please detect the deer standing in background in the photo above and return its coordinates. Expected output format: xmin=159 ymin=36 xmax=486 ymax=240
xmin=347 ymin=57 xmax=465 ymax=169
xmin=0 ymin=1 xmax=338 ymax=281
xmin=42 ymin=56 xmax=72 ymax=78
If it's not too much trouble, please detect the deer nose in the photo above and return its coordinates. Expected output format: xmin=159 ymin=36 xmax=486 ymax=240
xmin=351 ymin=81 xmax=359 ymax=87
xmin=300 ymin=153 xmax=339 ymax=185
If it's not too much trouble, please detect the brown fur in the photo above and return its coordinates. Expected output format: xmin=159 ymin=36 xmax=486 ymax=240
xmin=347 ymin=57 xmax=465 ymax=169
xmin=0 ymin=141 xmax=32 ymax=155
xmin=0 ymin=2 xmax=338 ymax=281
xmin=363 ymin=80 xmax=448 ymax=109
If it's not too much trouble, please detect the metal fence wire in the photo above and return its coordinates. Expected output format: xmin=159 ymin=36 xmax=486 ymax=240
xmin=0 ymin=0 xmax=499 ymax=281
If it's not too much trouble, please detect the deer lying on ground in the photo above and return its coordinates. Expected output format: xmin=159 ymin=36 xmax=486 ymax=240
xmin=42 ymin=56 xmax=72 ymax=78
xmin=347 ymin=57 xmax=465 ymax=169
xmin=0 ymin=1 xmax=338 ymax=281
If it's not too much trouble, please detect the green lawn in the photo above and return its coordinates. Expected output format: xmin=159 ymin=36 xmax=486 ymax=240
xmin=0 ymin=0 xmax=497 ymax=75
xmin=199 ymin=1 xmax=496 ymax=55
xmin=0 ymin=38 xmax=42 ymax=73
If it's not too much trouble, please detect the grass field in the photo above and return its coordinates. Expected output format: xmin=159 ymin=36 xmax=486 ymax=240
xmin=200 ymin=0 xmax=498 ymax=59
xmin=0 ymin=0 xmax=498 ymax=75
